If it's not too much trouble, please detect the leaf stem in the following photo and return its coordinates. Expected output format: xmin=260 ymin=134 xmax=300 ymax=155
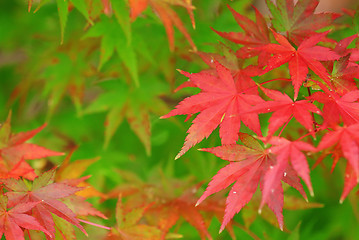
xmin=278 ymin=115 xmax=293 ymax=137
xmin=77 ymin=218 xmax=111 ymax=230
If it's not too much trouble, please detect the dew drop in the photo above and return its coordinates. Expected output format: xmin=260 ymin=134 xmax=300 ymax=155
xmin=233 ymin=191 xmax=237 ymax=194
xmin=271 ymin=189 xmax=275 ymax=193
xmin=267 ymin=108 xmax=271 ymax=111
xmin=270 ymin=165 xmax=274 ymax=169
xmin=283 ymin=172 xmax=287 ymax=177
xmin=339 ymin=43 xmax=342 ymax=47
xmin=210 ymin=59 xmax=214 ymax=63
xmin=291 ymin=103 xmax=294 ymax=106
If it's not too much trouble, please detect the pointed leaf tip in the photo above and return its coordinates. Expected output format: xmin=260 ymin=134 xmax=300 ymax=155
xmin=310 ymin=189 xmax=314 ymax=197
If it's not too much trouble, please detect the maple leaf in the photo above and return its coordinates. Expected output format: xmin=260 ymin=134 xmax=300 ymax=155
xmin=84 ymin=15 xmax=139 ymax=85
xmin=317 ymin=124 xmax=359 ymax=202
xmin=261 ymin=30 xmax=340 ymax=99
xmin=108 ymin=195 xmax=161 ymax=240
xmin=0 ymin=193 xmax=50 ymax=240
xmin=0 ymin=112 xmax=63 ymax=180
xmin=108 ymin=170 xmax=213 ymax=239
xmin=261 ymin=137 xmax=315 ymax=210
xmin=41 ymin=51 xmax=90 ymax=117
xmin=149 ymin=185 xmax=212 ymax=240
xmin=334 ymin=34 xmax=359 ymax=62
xmin=55 ymin=148 xmax=106 ymax=199
xmin=175 ymin=50 xmax=261 ymax=98
xmin=161 ymin=61 xmax=264 ymax=159
xmin=212 ymin=5 xmax=271 ymax=66
xmin=128 ymin=0 xmax=196 ymax=51
xmin=308 ymin=90 xmax=359 ymax=127
xmin=85 ymin=79 xmax=169 ymax=155
xmin=28 ymin=0 xmax=93 ymax=43
xmin=196 ymin=134 xmax=307 ymax=232
xmin=193 ymin=49 xmax=262 ymax=90
xmin=265 ymin=0 xmax=340 ymax=44
xmin=10 ymin=41 xmax=96 ymax=118
xmin=329 ymin=55 xmax=359 ymax=95
xmin=1 ymin=169 xmax=87 ymax=239
xmin=250 ymin=86 xmax=321 ymax=136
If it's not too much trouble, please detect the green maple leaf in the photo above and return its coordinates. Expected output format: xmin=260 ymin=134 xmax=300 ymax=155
xmin=42 ymin=52 xmax=88 ymax=118
xmin=109 ymin=196 xmax=161 ymax=240
xmin=84 ymin=78 xmax=169 ymax=155
xmin=30 ymin=0 xmax=93 ymax=43
xmin=83 ymin=15 xmax=139 ymax=86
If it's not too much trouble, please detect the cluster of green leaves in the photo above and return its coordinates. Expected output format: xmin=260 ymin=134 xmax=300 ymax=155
xmin=0 ymin=0 xmax=358 ymax=239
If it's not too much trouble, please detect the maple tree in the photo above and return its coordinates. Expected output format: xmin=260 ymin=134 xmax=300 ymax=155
xmin=1 ymin=0 xmax=359 ymax=239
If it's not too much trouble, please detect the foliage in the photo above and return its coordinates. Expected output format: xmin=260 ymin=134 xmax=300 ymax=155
xmin=0 ymin=0 xmax=359 ymax=239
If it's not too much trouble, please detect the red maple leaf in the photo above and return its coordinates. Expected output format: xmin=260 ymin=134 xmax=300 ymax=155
xmin=250 ymin=86 xmax=321 ymax=136
xmin=308 ymin=90 xmax=359 ymax=127
xmin=334 ymin=34 xmax=359 ymax=62
xmin=261 ymin=31 xmax=340 ymax=99
xmin=0 ymin=194 xmax=50 ymax=240
xmin=261 ymin=137 xmax=316 ymax=210
xmin=196 ymin=134 xmax=307 ymax=231
xmin=176 ymin=50 xmax=261 ymax=94
xmin=0 ymin=113 xmax=64 ymax=180
xmin=161 ymin=61 xmax=264 ymax=159
xmin=317 ymin=124 xmax=359 ymax=202
xmin=212 ymin=5 xmax=271 ymax=66
xmin=2 ymin=169 xmax=87 ymax=239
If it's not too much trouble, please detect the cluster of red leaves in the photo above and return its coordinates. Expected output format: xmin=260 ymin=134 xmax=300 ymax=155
xmin=0 ymin=113 xmax=106 ymax=240
xmin=162 ymin=0 xmax=359 ymax=232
